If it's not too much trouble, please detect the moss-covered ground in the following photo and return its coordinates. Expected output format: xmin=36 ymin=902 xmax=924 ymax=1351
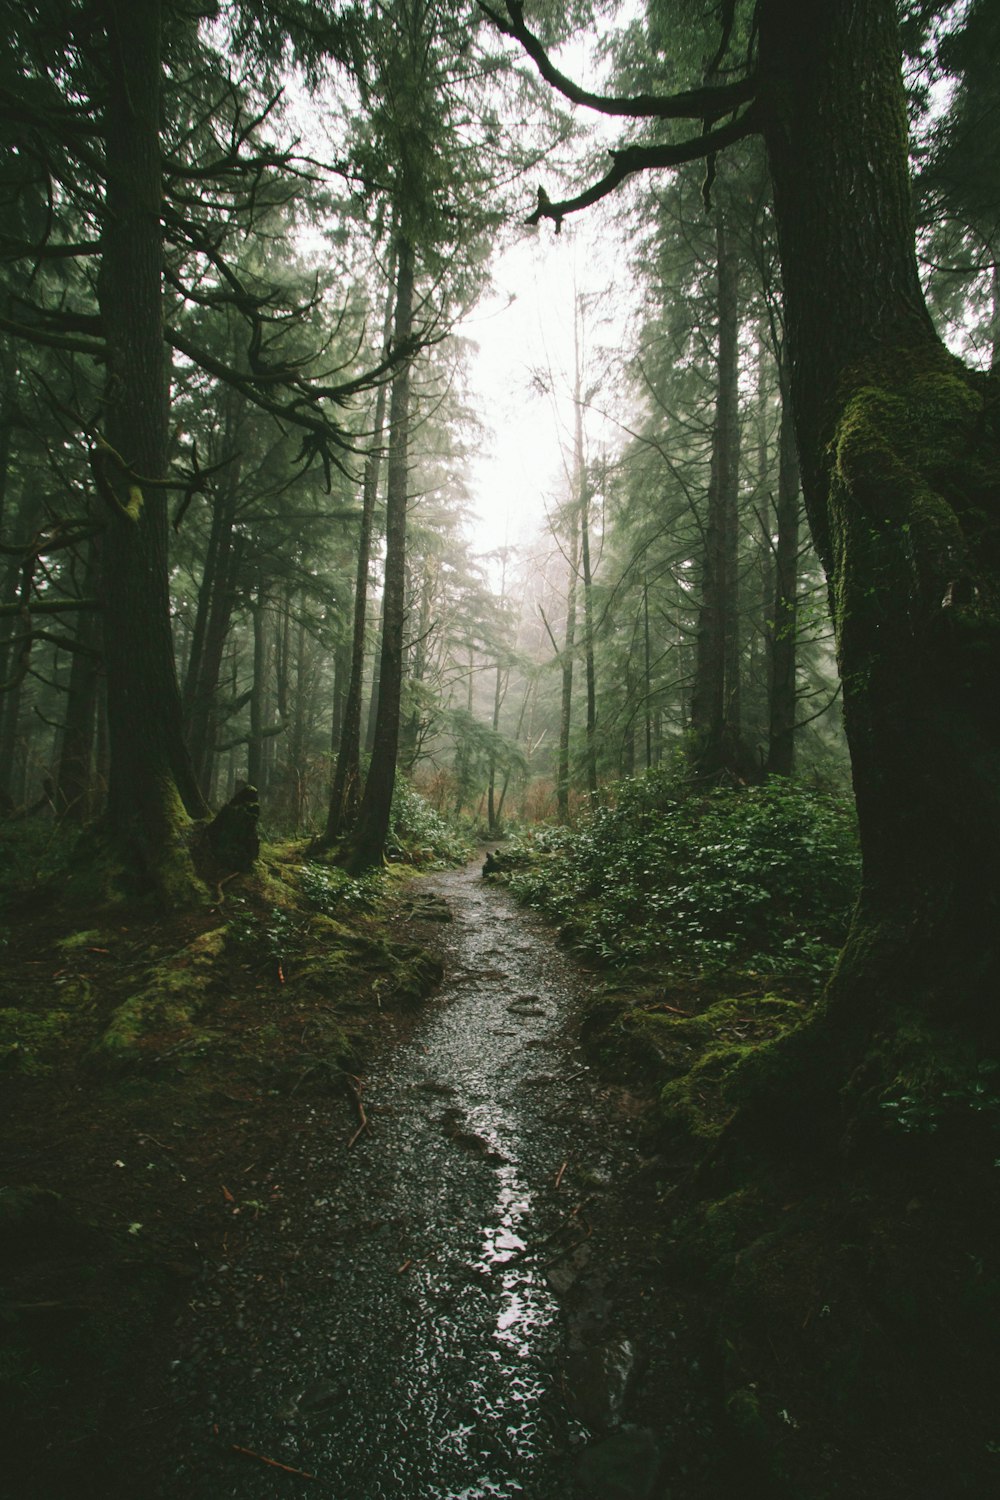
xmin=0 ymin=832 xmax=442 ymax=1498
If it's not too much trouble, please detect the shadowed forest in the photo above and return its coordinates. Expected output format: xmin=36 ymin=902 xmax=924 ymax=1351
xmin=1 ymin=2 xmax=998 ymax=1497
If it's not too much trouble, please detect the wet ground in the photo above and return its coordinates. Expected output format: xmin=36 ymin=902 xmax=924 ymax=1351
xmin=151 ymin=859 xmax=714 ymax=1499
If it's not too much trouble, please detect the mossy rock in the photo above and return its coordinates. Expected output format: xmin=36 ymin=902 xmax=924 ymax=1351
xmin=90 ymin=927 xmax=226 ymax=1068
xmin=635 ymin=995 xmax=808 ymax=1140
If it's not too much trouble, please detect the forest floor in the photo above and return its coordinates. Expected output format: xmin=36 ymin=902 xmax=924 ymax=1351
xmin=0 ymin=849 xmax=736 ymax=1500
xmin=1 ymin=842 xmax=997 ymax=1499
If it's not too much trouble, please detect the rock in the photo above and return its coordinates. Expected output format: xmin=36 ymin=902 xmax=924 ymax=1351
xmin=546 ymin=1242 xmax=593 ymax=1296
xmin=564 ymin=1335 xmax=636 ymax=1430
xmin=577 ymin=1428 xmax=661 ymax=1499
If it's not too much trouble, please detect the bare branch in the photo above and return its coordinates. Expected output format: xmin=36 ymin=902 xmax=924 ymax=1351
xmin=482 ymin=1 xmax=755 ymax=120
xmin=526 ymin=107 xmax=760 ymax=231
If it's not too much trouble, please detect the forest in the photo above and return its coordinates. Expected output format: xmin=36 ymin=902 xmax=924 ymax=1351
xmin=0 ymin=1 xmax=997 ymax=1496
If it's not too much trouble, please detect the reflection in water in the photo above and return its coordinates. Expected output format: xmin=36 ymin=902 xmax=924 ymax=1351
xmin=165 ymin=861 xmax=599 ymax=1499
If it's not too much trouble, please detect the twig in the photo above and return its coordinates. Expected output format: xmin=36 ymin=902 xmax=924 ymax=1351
xmin=554 ymin=1159 xmax=568 ymax=1190
xmin=232 ymin=1445 xmax=316 ymax=1480
xmin=563 ymin=1067 xmax=589 ymax=1084
xmin=647 ymin=1001 xmax=693 ymax=1017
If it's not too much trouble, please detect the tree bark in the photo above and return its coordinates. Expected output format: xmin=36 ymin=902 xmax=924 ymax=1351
xmin=765 ymin=376 xmax=801 ymax=777
xmin=758 ymin=0 xmax=1000 ymax=1039
xmin=690 ymin=215 xmax=741 ymax=777
xmin=325 ymin=252 xmax=396 ymax=842
xmin=95 ymin=0 xmax=207 ymax=897
xmin=342 ymin=234 xmax=415 ymax=872
xmin=55 ymin=539 xmax=103 ymax=823
xmin=183 ymin=388 xmax=245 ymax=800
xmin=556 ymin=514 xmax=579 ymax=822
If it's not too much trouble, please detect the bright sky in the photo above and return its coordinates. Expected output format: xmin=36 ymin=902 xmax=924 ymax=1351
xmin=459 ymin=203 xmax=641 ymax=564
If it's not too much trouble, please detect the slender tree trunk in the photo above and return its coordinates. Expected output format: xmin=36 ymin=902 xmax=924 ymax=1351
xmin=247 ymin=590 xmax=267 ymax=792
xmin=325 ymin=253 xmax=396 ymax=841
xmin=690 ymin=214 xmax=741 ymax=777
xmin=183 ymin=398 xmax=244 ymax=800
xmin=55 ymin=539 xmax=103 ymax=822
xmin=399 ymin=562 xmax=434 ymax=773
xmin=556 ymin=518 xmax=580 ymax=822
xmin=95 ymin=0 xmax=207 ymax=896
xmin=643 ymin=579 xmax=653 ymax=770
xmin=766 ymin=377 xmax=801 ymax=776
xmin=364 ymin=599 xmax=384 ymax=756
xmin=580 ymin=489 xmax=598 ymax=803
xmin=487 ymin=658 xmax=504 ymax=834
xmin=343 ymin=235 xmax=415 ymax=872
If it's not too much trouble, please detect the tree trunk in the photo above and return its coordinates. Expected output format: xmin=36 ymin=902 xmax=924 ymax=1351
xmin=247 ymin=590 xmax=267 ymax=793
xmin=325 ymin=254 xmax=395 ymax=842
xmin=765 ymin=377 xmax=801 ymax=777
xmin=556 ymin=515 xmax=579 ymax=822
xmin=342 ymin=235 xmax=415 ymax=872
xmin=55 ymin=539 xmax=103 ymax=823
xmin=183 ymin=393 xmax=244 ymax=801
xmin=690 ymin=215 xmax=741 ymax=777
xmin=759 ymin=0 xmax=1000 ymax=1043
xmin=95 ymin=0 xmax=207 ymax=898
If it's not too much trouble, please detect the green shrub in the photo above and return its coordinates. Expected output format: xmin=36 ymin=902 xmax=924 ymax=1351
xmin=387 ymin=781 xmax=471 ymax=866
xmin=506 ymin=772 xmax=860 ymax=985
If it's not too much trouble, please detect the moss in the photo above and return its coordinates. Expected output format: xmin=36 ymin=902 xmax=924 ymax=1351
xmin=55 ymin=930 xmax=107 ymax=952
xmin=0 ymin=1005 xmax=75 ymax=1075
xmin=91 ymin=927 xmax=226 ymax=1067
xmin=624 ymin=994 xmax=808 ymax=1140
xmin=289 ymin=915 xmax=442 ymax=1008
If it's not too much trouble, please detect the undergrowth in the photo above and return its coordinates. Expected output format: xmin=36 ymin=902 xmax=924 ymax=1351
xmin=387 ymin=779 xmax=471 ymax=866
xmin=498 ymin=772 xmax=860 ymax=988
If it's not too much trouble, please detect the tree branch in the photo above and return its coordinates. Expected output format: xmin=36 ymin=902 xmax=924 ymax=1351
xmin=0 ymin=598 xmax=100 ymax=618
xmin=482 ymin=1 xmax=755 ymax=120
xmin=527 ymin=107 xmax=761 ymax=231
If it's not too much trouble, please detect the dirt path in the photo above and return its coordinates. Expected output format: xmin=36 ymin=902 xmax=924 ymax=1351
xmin=141 ymin=859 xmax=717 ymax=1499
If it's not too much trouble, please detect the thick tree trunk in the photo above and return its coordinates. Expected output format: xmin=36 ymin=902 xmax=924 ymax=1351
xmin=759 ymin=0 xmax=1000 ymax=1039
xmin=342 ymin=236 xmax=415 ymax=872
xmin=690 ymin=215 xmax=741 ymax=777
xmin=95 ymin=0 xmax=207 ymax=898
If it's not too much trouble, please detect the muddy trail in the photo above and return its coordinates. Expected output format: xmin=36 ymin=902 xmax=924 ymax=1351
xmin=144 ymin=858 xmax=721 ymax=1499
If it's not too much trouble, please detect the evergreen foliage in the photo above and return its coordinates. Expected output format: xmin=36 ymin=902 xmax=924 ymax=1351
xmin=504 ymin=771 xmax=859 ymax=981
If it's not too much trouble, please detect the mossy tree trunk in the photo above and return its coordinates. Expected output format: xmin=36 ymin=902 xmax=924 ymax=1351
xmin=95 ymin=0 xmax=207 ymax=899
xmin=759 ymin=0 xmax=1000 ymax=1046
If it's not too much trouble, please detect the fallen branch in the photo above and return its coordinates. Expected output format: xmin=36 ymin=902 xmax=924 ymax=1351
xmin=647 ymin=1001 xmax=693 ymax=1017
xmin=554 ymin=1159 xmax=568 ymax=1190
xmin=232 ymin=1445 xmax=316 ymax=1480
xmin=344 ymin=1073 xmax=368 ymax=1148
